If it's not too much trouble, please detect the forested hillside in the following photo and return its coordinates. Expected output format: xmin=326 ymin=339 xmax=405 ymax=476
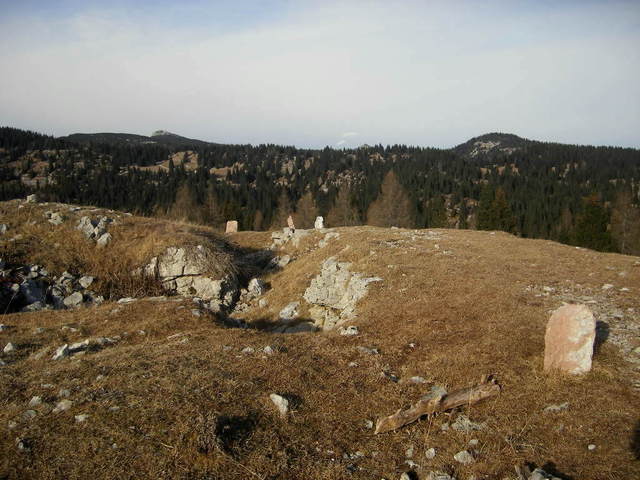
xmin=1 ymin=126 xmax=639 ymax=254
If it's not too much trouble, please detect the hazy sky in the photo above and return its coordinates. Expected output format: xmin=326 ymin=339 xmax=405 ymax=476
xmin=1 ymin=0 xmax=639 ymax=148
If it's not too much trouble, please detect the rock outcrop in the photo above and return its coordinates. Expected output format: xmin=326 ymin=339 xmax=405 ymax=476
xmin=77 ymin=215 xmax=113 ymax=247
xmin=145 ymin=246 xmax=238 ymax=312
xmin=303 ymin=257 xmax=382 ymax=330
xmin=544 ymin=304 xmax=596 ymax=374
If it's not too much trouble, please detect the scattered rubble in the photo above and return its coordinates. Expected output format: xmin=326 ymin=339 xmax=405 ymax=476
xmin=0 ymin=263 xmax=103 ymax=314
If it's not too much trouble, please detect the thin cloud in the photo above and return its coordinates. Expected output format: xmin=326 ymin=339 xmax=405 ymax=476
xmin=342 ymin=132 xmax=359 ymax=138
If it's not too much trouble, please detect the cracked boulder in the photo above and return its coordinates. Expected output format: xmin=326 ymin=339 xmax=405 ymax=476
xmin=303 ymin=257 xmax=382 ymax=330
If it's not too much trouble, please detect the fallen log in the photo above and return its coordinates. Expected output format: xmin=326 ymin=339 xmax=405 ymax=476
xmin=374 ymin=375 xmax=501 ymax=434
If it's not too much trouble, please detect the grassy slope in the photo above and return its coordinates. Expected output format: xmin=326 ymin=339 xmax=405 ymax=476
xmin=1 ymin=202 xmax=639 ymax=479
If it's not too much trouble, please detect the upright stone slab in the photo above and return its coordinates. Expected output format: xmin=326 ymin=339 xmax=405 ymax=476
xmin=225 ymin=220 xmax=238 ymax=233
xmin=287 ymin=215 xmax=295 ymax=229
xmin=544 ymin=304 xmax=596 ymax=374
xmin=314 ymin=216 xmax=324 ymax=229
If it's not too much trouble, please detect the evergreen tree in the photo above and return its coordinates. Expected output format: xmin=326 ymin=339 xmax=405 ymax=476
xmin=611 ymin=190 xmax=640 ymax=255
xmin=573 ymin=195 xmax=614 ymax=252
xmin=427 ymin=195 xmax=448 ymax=228
xmin=493 ymin=187 xmax=516 ymax=233
xmin=477 ymin=185 xmax=496 ymax=230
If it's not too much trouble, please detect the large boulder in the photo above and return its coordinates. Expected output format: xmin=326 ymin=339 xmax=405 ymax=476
xmin=303 ymin=257 xmax=382 ymax=330
xmin=544 ymin=304 xmax=596 ymax=375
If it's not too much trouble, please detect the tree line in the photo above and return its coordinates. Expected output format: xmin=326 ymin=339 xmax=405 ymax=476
xmin=1 ymin=126 xmax=639 ymax=254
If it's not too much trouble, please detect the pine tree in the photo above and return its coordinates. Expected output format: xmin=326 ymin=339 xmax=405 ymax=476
xmin=366 ymin=170 xmax=414 ymax=228
xmin=427 ymin=195 xmax=448 ymax=228
xmin=293 ymin=191 xmax=318 ymax=229
xmin=326 ymin=185 xmax=361 ymax=227
xmin=270 ymin=189 xmax=293 ymax=230
xmin=476 ymin=185 xmax=496 ymax=230
xmin=458 ymin=199 xmax=469 ymax=229
xmin=493 ymin=187 xmax=516 ymax=233
xmin=573 ymin=195 xmax=614 ymax=252
xmin=611 ymin=190 xmax=640 ymax=255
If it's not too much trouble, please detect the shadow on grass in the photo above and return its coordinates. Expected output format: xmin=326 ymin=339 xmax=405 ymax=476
xmin=593 ymin=320 xmax=609 ymax=354
xmin=632 ymin=420 xmax=640 ymax=460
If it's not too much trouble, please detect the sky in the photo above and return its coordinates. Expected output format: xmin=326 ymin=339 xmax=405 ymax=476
xmin=1 ymin=0 xmax=639 ymax=149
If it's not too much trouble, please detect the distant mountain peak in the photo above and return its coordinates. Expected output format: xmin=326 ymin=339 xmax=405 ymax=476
xmin=453 ymin=132 xmax=531 ymax=158
xmin=151 ymin=130 xmax=178 ymax=137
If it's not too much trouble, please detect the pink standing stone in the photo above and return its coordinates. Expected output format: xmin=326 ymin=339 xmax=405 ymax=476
xmin=544 ymin=304 xmax=596 ymax=374
xmin=287 ymin=215 xmax=295 ymax=229
xmin=225 ymin=220 xmax=238 ymax=233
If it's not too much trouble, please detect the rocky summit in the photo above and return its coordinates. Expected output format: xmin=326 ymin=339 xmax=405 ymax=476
xmin=0 ymin=198 xmax=639 ymax=480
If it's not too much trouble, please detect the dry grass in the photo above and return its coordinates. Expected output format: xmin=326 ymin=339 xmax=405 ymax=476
xmin=1 ymin=204 xmax=639 ymax=479
xmin=0 ymin=200 xmax=238 ymax=299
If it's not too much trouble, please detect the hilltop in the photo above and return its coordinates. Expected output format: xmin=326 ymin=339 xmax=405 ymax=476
xmin=1 ymin=198 xmax=639 ymax=479
xmin=62 ymin=130 xmax=216 ymax=147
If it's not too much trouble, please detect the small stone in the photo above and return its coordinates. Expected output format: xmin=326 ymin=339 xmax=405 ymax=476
xmin=425 ymin=447 xmax=436 ymax=459
xmin=117 ymin=297 xmax=136 ymax=304
xmin=26 ymin=194 xmax=38 ymax=203
xmin=468 ymin=439 xmax=479 ymax=447
xmin=53 ymin=399 xmax=73 ymax=413
xmin=279 ymin=301 xmax=300 ymax=322
xmin=63 ymin=292 xmax=84 ymax=308
xmin=544 ymin=304 xmax=596 ymax=374
xmin=408 ymin=376 xmax=428 ymax=384
xmin=225 ymin=220 xmax=238 ymax=233
xmin=356 ymin=346 xmax=379 ymax=355
xmin=269 ymin=393 xmax=289 ymax=417
xmin=96 ymin=232 xmax=112 ymax=248
xmin=451 ymin=414 xmax=485 ymax=432
xmin=23 ymin=409 xmax=37 ymax=420
xmin=263 ymin=346 xmax=274 ymax=355
xmin=75 ymin=414 xmax=89 ymax=423
xmin=425 ymin=472 xmax=454 ymax=480
xmin=314 ymin=216 xmax=324 ymax=229
xmin=248 ymin=278 xmax=266 ymax=296
xmin=339 ymin=326 xmax=359 ymax=336
xmin=348 ymin=361 xmax=358 ymax=367
xmin=28 ymin=396 xmax=42 ymax=407
xmin=543 ymin=402 xmax=570 ymax=413
xmin=78 ymin=276 xmax=94 ymax=289
xmin=602 ymin=284 xmax=614 ymax=290
xmin=453 ymin=450 xmax=474 ymax=464
xmin=258 ymin=298 xmax=268 ymax=308
xmin=191 ymin=309 xmax=201 ymax=317
xmin=241 ymin=347 xmax=255 ymax=354
xmin=588 ymin=444 xmax=596 ymax=451
xmin=58 ymin=389 xmax=71 ymax=398
xmin=3 ymin=342 xmax=16 ymax=353
xmin=364 ymin=420 xmax=374 ymax=429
